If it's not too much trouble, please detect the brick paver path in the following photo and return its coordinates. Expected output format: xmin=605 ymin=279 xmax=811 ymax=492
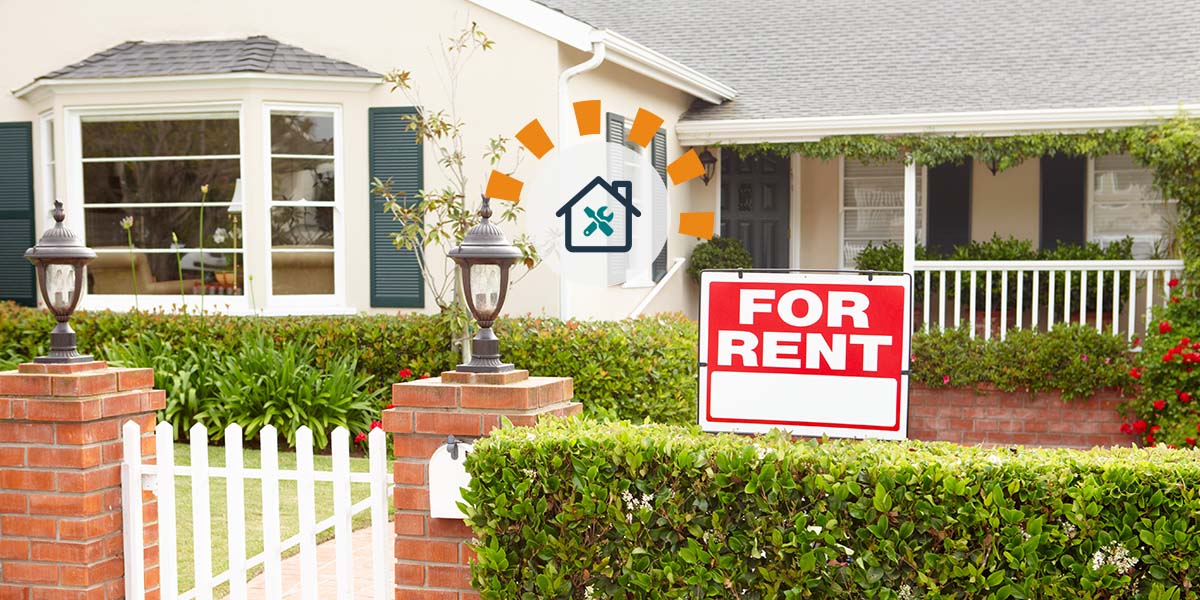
xmin=240 ymin=526 xmax=393 ymax=598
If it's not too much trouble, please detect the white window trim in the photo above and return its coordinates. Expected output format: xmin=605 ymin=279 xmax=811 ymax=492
xmin=261 ymin=102 xmax=346 ymax=310
xmin=837 ymin=157 xmax=927 ymax=268
xmin=65 ymin=101 xmax=252 ymax=314
xmin=38 ymin=111 xmax=55 ymax=222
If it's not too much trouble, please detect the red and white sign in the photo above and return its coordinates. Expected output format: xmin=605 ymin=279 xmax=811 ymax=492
xmin=698 ymin=270 xmax=912 ymax=439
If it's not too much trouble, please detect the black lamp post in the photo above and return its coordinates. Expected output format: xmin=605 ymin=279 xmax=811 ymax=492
xmin=24 ymin=201 xmax=96 ymax=363
xmin=448 ymin=195 xmax=523 ymax=373
xmin=698 ymin=148 xmax=718 ymax=185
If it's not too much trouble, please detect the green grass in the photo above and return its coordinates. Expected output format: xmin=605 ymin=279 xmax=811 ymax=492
xmin=170 ymin=443 xmax=377 ymax=595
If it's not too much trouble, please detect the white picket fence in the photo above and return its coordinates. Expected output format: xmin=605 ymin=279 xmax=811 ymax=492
xmin=121 ymin=422 xmax=392 ymax=600
xmin=913 ymin=259 xmax=1184 ymax=340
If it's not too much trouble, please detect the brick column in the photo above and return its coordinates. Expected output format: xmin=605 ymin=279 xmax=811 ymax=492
xmin=0 ymin=360 xmax=165 ymax=599
xmin=382 ymin=370 xmax=579 ymax=600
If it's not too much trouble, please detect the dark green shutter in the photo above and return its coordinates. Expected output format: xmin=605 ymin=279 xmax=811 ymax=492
xmin=651 ymin=129 xmax=668 ymax=282
xmin=0 ymin=122 xmax=36 ymax=307
xmin=369 ymin=107 xmax=423 ymax=308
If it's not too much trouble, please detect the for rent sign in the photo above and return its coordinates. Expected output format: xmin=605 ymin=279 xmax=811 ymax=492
xmin=698 ymin=270 xmax=912 ymax=439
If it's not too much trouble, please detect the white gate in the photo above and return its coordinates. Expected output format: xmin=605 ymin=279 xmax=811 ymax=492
xmin=121 ymin=422 xmax=392 ymax=599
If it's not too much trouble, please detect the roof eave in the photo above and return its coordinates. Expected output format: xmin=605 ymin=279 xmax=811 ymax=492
xmin=676 ymin=104 xmax=1200 ymax=146
xmin=465 ymin=0 xmax=735 ymax=104
xmin=13 ymin=72 xmax=381 ymax=99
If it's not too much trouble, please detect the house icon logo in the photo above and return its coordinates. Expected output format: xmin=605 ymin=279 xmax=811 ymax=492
xmin=554 ymin=175 xmax=642 ymax=253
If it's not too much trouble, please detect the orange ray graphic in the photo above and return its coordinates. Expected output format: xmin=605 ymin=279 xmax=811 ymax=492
xmin=573 ymin=100 xmax=601 ymax=136
xmin=627 ymin=108 xmax=664 ymax=148
xmin=516 ymin=119 xmax=554 ymax=159
xmin=667 ymin=149 xmax=706 ymax=185
xmin=679 ymin=212 xmax=715 ymax=239
xmin=486 ymin=170 xmax=524 ymax=203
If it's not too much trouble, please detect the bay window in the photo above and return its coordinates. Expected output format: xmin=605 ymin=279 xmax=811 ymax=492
xmin=267 ymin=106 xmax=340 ymax=299
xmin=80 ymin=112 xmax=243 ymax=297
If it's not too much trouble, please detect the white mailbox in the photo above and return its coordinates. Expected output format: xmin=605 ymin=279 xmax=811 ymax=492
xmin=429 ymin=438 xmax=473 ymax=519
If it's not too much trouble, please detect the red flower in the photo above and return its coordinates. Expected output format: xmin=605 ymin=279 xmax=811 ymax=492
xmin=1169 ymin=444 xmax=1179 ymax=449
xmin=354 ymin=432 xmax=367 ymax=443
xmin=385 ymin=403 xmax=396 ymax=410
xmin=1171 ymin=296 xmax=1181 ymax=304
xmin=1151 ymin=424 xmax=1162 ymax=433
xmin=1188 ymin=437 xmax=1197 ymax=446
xmin=1160 ymin=321 xmax=1174 ymax=334
xmin=1170 ymin=278 xmax=1180 ymax=288
xmin=1147 ymin=435 xmax=1157 ymax=445
xmin=1181 ymin=392 xmax=1192 ymax=403
xmin=398 ymin=368 xmax=413 ymax=379
xmin=1154 ymin=400 xmax=1167 ymax=411
xmin=1133 ymin=420 xmax=1149 ymax=434
xmin=1130 ymin=367 xmax=1143 ymax=380
xmin=370 ymin=420 xmax=383 ymax=430
xmin=942 ymin=375 xmax=951 ymax=385
xmin=421 ymin=373 xmax=431 ymax=379
xmin=1120 ymin=423 xmax=1134 ymax=434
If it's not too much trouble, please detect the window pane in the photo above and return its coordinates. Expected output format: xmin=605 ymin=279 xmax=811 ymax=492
xmin=87 ymin=250 xmax=242 ymax=296
xmin=84 ymin=206 xmax=243 ymax=251
xmin=842 ymin=160 xmax=923 ymax=267
xmin=271 ymin=112 xmax=334 ymax=155
xmin=1093 ymin=154 xmax=1176 ymax=258
xmin=272 ymin=251 xmax=333 ymax=295
xmin=83 ymin=160 xmax=240 ymax=205
xmin=271 ymin=206 xmax=333 ymax=248
xmin=82 ymin=117 xmax=239 ymax=158
xmin=271 ymin=158 xmax=334 ymax=202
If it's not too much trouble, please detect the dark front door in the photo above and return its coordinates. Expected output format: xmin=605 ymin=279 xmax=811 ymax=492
xmin=720 ymin=150 xmax=790 ymax=268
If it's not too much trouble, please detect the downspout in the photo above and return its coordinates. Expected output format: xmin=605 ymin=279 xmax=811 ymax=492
xmin=557 ymin=39 xmax=606 ymax=320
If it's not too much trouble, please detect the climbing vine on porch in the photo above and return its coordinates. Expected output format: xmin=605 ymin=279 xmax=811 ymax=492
xmin=727 ymin=117 xmax=1200 ymax=288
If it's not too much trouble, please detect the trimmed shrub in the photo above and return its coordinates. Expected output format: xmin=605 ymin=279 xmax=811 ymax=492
xmin=467 ymin=419 xmax=1200 ymax=599
xmin=687 ymin=236 xmax=753 ymax=283
xmin=911 ymin=324 xmax=1134 ymax=400
xmin=0 ymin=303 xmax=698 ymax=426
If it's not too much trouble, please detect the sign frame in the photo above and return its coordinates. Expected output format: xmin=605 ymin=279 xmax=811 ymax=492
xmin=696 ymin=268 xmax=913 ymax=440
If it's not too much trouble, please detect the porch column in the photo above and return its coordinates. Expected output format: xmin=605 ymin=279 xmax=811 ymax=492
xmin=902 ymin=156 xmax=917 ymax=275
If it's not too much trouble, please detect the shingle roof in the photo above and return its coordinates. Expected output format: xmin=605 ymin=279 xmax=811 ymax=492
xmin=537 ymin=0 xmax=1200 ymax=122
xmin=37 ymin=36 xmax=379 ymax=80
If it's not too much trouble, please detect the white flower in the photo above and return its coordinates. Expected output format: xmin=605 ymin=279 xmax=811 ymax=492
xmin=212 ymin=227 xmax=228 ymax=244
xmin=1063 ymin=523 xmax=1078 ymax=538
xmin=584 ymin=584 xmax=595 ymax=600
xmin=806 ymin=525 xmax=823 ymax=535
xmin=898 ymin=584 xmax=914 ymax=600
xmin=200 ymin=184 xmax=210 ymax=195
xmin=525 ymin=433 xmax=536 ymax=441
xmin=1091 ymin=541 xmax=1138 ymax=574
xmin=120 ymin=216 xmax=133 ymax=230
xmin=753 ymin=548 xmax=766 ymax=559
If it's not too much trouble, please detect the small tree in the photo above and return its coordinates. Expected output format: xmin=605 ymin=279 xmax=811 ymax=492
xmin=371 ymin=23 xmax=538 ymax=320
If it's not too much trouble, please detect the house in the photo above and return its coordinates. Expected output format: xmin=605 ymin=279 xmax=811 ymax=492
xmin=556 ymin=175 xmax=640 ymax=253
xmin=0 ymin=0 xmax=1196 ymax=328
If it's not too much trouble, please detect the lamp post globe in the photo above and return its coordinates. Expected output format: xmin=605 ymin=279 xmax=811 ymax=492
xmin=447 ymin=195 xmax=523 ymax=373
xmin=24 ymin=201 xmax=97 ymax=364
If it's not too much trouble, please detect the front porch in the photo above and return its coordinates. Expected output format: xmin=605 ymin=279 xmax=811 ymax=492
xmin=713 ymin=148 xmax=1181 ymax=339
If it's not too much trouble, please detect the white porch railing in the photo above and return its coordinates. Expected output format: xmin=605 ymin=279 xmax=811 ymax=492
xmin=912 ymin=259 xmax=1185 ymax=340
xmin=121 ymin=422 xmax=392 ymax=600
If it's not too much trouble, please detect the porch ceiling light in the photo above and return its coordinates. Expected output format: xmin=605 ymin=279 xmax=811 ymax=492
xmin=24 ymin=201 xmax=97 ymax=363
xmin=698 ymin=148 xmax=718 ymax=186
xmin=447 ymin=195 xmax=523 ymax=373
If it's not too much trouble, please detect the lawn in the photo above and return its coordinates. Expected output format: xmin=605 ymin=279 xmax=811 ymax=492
xmin=169 ymin=443 xmax=378 ymax=596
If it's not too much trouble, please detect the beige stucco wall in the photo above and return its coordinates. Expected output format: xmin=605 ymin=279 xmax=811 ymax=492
xmin=971 ymin=158 xmax=1040 ymax=244
xmin=798 ymin=157 xmax=841 ymax=269
xmin=0 ymin=0 xmax=713 ymax=319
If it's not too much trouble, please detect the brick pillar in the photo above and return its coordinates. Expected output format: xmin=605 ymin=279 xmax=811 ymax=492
xmin=382 ymin=370 xmax=579 ymax=600
xmin=0 ymin=360 xmax=165 ymax=599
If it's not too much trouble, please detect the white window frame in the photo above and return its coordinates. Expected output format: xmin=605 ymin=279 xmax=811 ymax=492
xmin=64 ymin=101 xmax=250 ymax=313
xmin=261 ymin=102 xmax=346 ymax=310
xmin=1086 ymin=154 xmax=1177 ymax=258
xmin=837 ymin=157 xmax=927 ymax=268
xmin=38 ymin=111 xmax=55 ymax=224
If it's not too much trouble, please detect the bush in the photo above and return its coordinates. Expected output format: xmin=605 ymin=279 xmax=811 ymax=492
xmin=0 ymin=303 xmax=698 ymax=427
xmin=467 ymin=419 xmax=1200 ymax=599
xmin=687 ymin=236 xmax=753 ymax=283
xmin=1127 ymin=282 xmax=1200 ymax=446
xmin=912 ymin=325 xmax=1134 ymax=399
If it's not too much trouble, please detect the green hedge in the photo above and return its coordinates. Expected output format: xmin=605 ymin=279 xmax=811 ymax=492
xmin=912 ymin=325 xmax=1135 ymax=400
xmin=0 ymin=303 xmax=697 ymax=426
xmin=467 ymin=419 xmax=1200 ymax=599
